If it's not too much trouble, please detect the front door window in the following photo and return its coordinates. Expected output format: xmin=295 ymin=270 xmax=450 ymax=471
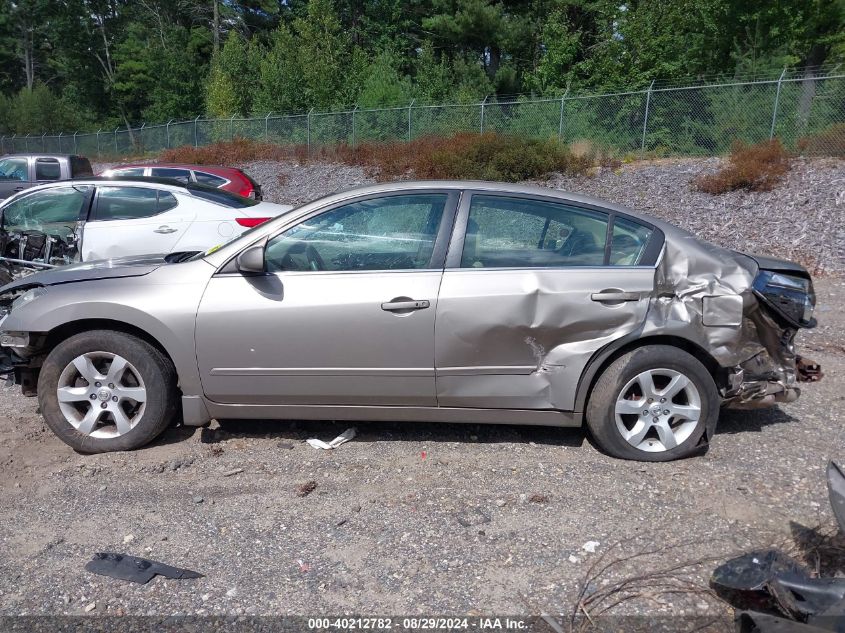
xmin=265 ymin=194 xmax=449 ymax=272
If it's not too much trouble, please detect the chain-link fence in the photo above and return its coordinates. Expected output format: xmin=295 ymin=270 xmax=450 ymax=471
xmin=2 ymin=68 xmax=844 ymax=159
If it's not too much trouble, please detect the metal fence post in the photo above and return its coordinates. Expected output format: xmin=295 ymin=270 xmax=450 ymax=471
xmin=57 ymin=132 xmax=62 ymax=152
xmin=114 ymin=127 xmax=119 ymax=155
xmin=41 ymin=132 xmax=46 ymax=151
xmin=264 ymin=112 xmax=272 ymax=141
xmin=770 ymin=67 xmax=787 ymax=140
xmin=73 ymin=131 xmax=78 ymax=154
xmin=1 ymin=136 xmax=4 ymax=153
xmin=480 ymin=95 xmax=488 ymax=134
xmin=307 ymin=108 xmax=314 ymax=157
xmin=24 ymin=134 xmax=30 ymax=152
xmin=351 ymin=106 xmax=358 ymax=148
xmin=557 ymin=84 xmax=571 ymax=143
xmin=230 ymin=114 xmax=236 ymax=140
xmin=640 ymin=80 xmax=655 ymax=156
xmin=194 ymin=115 xmax=201 ymax=147
xmin=165 ymin=120 xmax=171 ymax=149
xmin=407 ymin=100 xmax=414 ymax=142
xmin=96 ymin=129 xmax=101 ymax=157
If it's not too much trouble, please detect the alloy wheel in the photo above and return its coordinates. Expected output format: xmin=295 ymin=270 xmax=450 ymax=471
xmin=614 ymin=368 xmax=701 ymax=452
xmin=56 ymin=352 xmax=147 ymax=439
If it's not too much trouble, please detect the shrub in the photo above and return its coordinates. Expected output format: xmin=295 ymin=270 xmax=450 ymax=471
xmin=160 ymin=137 xmax=292 ymax=165
xmin=693 ymin=139 xmax=790 ymax=194
xmin=797 ymin=123 xmax=845 ymax=158
xmin=158 ymin=133 xmax=594 ymax=181
xmin=333 ymin=133 xmax=594 ymax=181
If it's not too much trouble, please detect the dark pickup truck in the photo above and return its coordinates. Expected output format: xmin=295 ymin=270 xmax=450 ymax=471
xmin=0 ymin=154 xmax=93 ymax=199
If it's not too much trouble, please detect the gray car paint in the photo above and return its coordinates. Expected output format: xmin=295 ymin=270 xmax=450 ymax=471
xmin=0 ymin=181 xmax=810 ymax=430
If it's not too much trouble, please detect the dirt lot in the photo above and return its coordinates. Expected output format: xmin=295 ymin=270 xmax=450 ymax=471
xmin=0 ymin=277 xmax=842 ymax=624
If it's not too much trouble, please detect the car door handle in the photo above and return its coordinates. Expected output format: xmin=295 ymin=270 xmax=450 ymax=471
xmin=381 ymin=299 xmax=430 ymax=312
xmin=153 ymin=225 xmax=178 ymax=234
xmin=591 ymin=290 xmax=641 ymax=302
xmin=12 ymin=186 xmax=24 ymax=192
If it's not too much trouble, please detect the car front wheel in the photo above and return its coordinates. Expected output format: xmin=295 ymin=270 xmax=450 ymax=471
xmin=586 ymin=345 xmax=719 ymax=461
xmin=37 ymin=330 xmax=178 ymax=453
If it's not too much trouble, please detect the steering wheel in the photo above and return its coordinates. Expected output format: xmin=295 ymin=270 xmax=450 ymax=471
xmin=304 ymin=244 xmax=326 ymax=271
xmin=277 ymin=240 xmax=326 ymax=271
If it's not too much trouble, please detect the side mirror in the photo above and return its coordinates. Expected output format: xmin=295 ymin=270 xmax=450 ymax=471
xmin=236 ymin=244 xmax=265 ymax=273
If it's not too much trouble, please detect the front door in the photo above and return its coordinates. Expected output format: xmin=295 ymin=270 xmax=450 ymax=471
xmin=435 ymin=192 xmax=660 ymax=411
xmin=195 ymin=191 xmax=457 ymax=406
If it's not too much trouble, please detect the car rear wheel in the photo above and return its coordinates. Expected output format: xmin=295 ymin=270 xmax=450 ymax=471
xmin=585 ymin=345 xmax=719 ymax=461
xmin=37 ymin=330 xmax=178 ymax=453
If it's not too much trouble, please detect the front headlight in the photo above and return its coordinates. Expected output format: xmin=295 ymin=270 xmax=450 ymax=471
xmin=752 ymin=271 xmax=815 ymax=328
xmin=10 ymin=287 xmax=47 ymax=312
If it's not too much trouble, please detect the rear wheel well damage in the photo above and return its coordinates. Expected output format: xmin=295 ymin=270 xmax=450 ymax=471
xmin=576 ymin=335 xmax=726 ymax=415
xmin=19 ymin=320 xmax=178 ymax=397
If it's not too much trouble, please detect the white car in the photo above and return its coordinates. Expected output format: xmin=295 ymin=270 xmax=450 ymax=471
xmin=0 ymin=178 xmax=291 ymax=273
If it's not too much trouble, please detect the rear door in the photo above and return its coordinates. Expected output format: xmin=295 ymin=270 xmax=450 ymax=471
xmin=80 ymin=186 xmax=196 ymax=259
xmin=434 ymin=192 xmax=661 ymax=411
xmin=0 ymin=156 xmax=31 ymax=199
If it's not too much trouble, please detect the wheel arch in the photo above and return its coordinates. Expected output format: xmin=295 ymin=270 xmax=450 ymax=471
xmin=41 ymin=318 xmax=177 ymax=378
xmin=574 ymin=334 xmax=726 ymax=414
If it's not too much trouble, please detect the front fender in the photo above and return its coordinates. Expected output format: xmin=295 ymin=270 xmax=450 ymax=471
xmin=1 ymin=264 xmax=210 ymax=396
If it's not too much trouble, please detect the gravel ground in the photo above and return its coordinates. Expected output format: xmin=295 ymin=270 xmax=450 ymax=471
xmin=0 ymin=278 xmax=842 ymax=623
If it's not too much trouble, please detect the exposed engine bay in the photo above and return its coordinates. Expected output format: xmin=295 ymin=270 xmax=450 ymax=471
xmin=0 ymin=225 xmax=81 ymax=284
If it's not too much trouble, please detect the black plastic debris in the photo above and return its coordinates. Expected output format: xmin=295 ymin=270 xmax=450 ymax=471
xmin=712 ymin=461 xmax=845 ymax=633
xmin=737 ymin=611 xmax=835 ymax=633
xmin=828 ymin=461 xmax=845 ymax=533
xmin=85 ymin=552 xmax=203 ymax=584
xmin=711 ymin=550 xmax=807 ymax=614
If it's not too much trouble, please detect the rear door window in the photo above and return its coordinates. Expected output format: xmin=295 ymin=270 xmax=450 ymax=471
xmin=93 ymin=187 xmax=177 ymax=220
xmin=35 ymin=158 xmax=61 ymax=181
xmin=0 ymin=157 xmax=28 ymax=182
xmin=151 ymin=167 xmax=191 ymax=183
xmin=461 ymin=195 xmax=609 ymax=268
xmin=193 ymin=171 xmax=227 ymax=187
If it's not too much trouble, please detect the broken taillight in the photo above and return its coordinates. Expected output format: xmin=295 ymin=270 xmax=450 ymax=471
xmin=236 ymin=217 xmax=270 ymax=228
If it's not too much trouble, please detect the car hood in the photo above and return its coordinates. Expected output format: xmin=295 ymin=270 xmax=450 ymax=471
xmin=0 ymin=254 xmax=168 ymax=293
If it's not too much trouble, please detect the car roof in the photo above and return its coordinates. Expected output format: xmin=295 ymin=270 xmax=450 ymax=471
xmin=1 ymin=153 xmax=83 ymax=159
xmin=106 ymin=163 xmax=243 ymax=176
xmin=308 ymin=180 xmax=686 ymax=235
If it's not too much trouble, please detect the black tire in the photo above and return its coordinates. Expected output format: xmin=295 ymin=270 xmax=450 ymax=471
xmin=585 ymin=345 xmax=719 ymax=462
xmin=37 ymin=330 xmax=178 ymax=453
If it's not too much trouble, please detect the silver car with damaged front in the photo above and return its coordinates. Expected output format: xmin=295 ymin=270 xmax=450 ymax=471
xmin=0 ymin=182 xmax=821 ymax=461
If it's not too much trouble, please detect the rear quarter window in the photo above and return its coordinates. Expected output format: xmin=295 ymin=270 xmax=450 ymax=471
xmin=186 ymin=183 xmax=258 ymax=208
xmin=193 ymin=171 xmax=227 ymax=187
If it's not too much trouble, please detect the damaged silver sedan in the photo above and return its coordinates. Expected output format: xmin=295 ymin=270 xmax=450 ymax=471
xmin=0 ymin=182 xmax=821 ymax=460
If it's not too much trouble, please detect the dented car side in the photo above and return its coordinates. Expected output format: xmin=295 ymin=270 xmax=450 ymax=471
xmin=0 ymin=181 xmax=821 ymax=459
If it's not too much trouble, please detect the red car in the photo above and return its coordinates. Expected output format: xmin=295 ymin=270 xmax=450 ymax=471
xmin=99 ymin=164 xmax=263 ymax=200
